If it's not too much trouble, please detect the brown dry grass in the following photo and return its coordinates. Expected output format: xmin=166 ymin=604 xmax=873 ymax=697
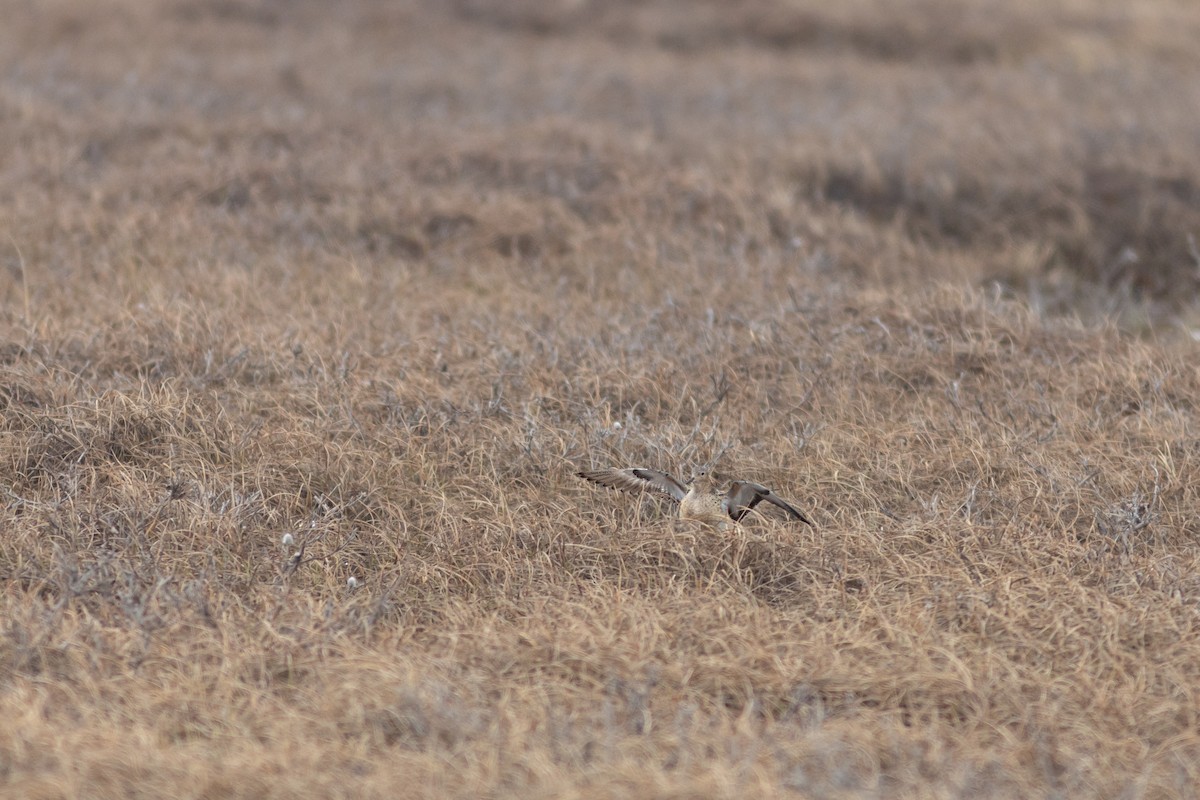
xmin=4 ymin=1 xmax=1200 ymax=797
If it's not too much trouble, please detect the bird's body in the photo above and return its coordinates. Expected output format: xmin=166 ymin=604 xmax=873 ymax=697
xmin=577 ymin=467 xmax=812 ymax=529
xmin=679 ymin=473 xmax=737 ymax=529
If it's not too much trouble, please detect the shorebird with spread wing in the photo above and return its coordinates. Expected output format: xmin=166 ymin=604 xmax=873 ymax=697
xmin=577 ymin=466 xmax=813 ymax=530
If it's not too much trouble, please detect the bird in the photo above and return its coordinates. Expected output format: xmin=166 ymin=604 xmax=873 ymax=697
xmin=576 ymin=466 xmax=813 ymax=530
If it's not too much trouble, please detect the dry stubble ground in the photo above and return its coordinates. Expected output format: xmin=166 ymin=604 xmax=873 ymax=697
xmin=4 ymin=1 xmax=1200 ymax=798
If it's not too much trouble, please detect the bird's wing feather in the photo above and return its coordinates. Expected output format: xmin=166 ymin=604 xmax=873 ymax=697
xmin=577 ymin=468 xmax=688 ymax=502
xmin=726 ymin=481 xmax=813 ymax=526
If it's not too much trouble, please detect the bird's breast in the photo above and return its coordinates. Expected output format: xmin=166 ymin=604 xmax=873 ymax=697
xmin=679 ymin=490 xmax=726 ymax=523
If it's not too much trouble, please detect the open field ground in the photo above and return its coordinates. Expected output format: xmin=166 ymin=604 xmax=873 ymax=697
xmin=5 ymin=1 xmax=1200 ymax=797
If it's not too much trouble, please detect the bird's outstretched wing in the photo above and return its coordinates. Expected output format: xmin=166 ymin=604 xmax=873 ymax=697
xmin=725 ymin=481 xmax=813 ymax=526
xmin=577 ymin=468 xmax=688 ymax=502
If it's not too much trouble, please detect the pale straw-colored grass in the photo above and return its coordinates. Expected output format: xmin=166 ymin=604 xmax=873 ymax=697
xmin=4 ymin=1 xmax=1200 ymax=797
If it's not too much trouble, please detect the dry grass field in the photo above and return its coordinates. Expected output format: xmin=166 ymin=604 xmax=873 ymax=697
xmin=5 ymin=1 xmax=1200 ymax=797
